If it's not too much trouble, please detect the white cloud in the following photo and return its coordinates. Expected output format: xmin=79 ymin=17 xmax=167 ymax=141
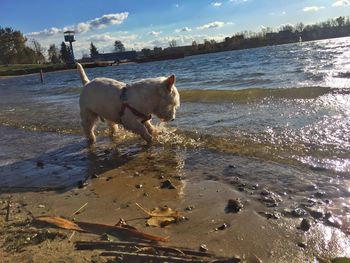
xmin=197 ymin=21 xmax=225 ymax=30
xmin=150 ymin=34 xmax=226 ymax=48
xmin=27 ymin=27 xmax=62 ymax=37
xmin=148 ymin=31 xmax=162 ymax=36
xmin=229 ymin=0 xmax=247 ymax=3
xmin=302 ymin=6 xmax=325 ymax=12
xmin=27 ymin=12 xmax=128 ymax=37
xmin=212 ymin=2 xmax=222 ymax=7
xmin=175 ymin=27 xmax=192 ymax=33
xmin=333 ymin=0 xmax=350 ymax=6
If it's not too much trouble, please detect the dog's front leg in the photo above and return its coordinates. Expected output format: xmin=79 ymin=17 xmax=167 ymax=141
xmin=143 ymin=120 xmax=157 ymax=136
xmin=121 ymin=113 xmax=152 ymax=143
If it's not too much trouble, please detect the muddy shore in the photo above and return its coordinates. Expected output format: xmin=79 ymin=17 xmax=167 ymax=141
xmin=1 ymin=140 xmax=350 ymax=263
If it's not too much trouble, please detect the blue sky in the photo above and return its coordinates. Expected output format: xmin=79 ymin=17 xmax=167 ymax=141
xmin=1 ymin=0 xmax=348 ymax=58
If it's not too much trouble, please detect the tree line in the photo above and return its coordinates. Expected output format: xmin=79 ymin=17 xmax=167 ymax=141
xmin=0 ymin=26 xmax=75 ymax=65
xmin=1 ymin=16 xmax=350 ymax=65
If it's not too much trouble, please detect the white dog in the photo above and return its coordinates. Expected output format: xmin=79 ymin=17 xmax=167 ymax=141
xmin=77 ymin=63 xmax=180 ymax=144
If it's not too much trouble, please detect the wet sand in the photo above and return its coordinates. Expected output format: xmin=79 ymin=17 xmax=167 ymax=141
xmin=1 ymin=142 xmax=350 ymax=263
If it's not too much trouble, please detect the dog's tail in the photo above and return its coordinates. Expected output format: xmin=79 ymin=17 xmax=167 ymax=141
xmin=76 ymin=63 xmax=89 ymax=86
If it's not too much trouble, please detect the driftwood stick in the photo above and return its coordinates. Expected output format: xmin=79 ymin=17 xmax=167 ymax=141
xmin=71 ymin=202 xmax=88 ymax=217
xmin=100 ymin=251 xmax=208 ymax=263
xmin=75 ymin=241 xmax=212 ymax=258
xmin=5 ymin=199 xmax=11 ymax=222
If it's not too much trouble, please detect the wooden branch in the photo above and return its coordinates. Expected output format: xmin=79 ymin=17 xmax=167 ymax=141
xmin=75 ymin=240 xmax=212 ymax=258
xmin=100 ymin=251 xmax=208 ymax=263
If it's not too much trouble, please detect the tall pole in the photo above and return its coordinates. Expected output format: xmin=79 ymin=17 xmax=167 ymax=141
xmin=69 ymin=41 xmax=75 ymax=62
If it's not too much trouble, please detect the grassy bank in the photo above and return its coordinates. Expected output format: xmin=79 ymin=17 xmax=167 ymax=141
xmin=0 ymin=61 xmax=115 ymax=77
xmin=0 ymin=64 xmax=70 ymax=76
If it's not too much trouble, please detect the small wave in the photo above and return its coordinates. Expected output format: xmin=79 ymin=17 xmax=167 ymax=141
xmin=335 ymin=71 xmax=350 ymax=78
xmin=179 ymin=86 xmax=348 ymax=103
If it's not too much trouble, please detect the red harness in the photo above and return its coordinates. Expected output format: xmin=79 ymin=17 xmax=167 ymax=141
xmin=120 ymin=102 xmax=152 ymax=123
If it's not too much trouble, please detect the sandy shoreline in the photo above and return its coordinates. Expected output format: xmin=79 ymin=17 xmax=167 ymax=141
xmin=1 ymin=144 xmax=350 ymax=263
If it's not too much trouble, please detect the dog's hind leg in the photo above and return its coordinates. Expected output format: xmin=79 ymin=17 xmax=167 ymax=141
xmin=107 ymin=121 xmax=118 ymax=137
xmin=80 ymin=109 xmax=98 ymax=144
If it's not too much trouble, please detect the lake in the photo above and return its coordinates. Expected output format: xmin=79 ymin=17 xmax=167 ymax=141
xmin=0 ymin=37 xmax=349 ymax=230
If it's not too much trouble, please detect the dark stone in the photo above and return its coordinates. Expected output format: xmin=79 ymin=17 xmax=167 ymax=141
xmin=309 ymin=208 xmax=324 ymax=219
xmin=36 ymin=160 xmax=44 ymax=168
xmin=228 ymin=164 xmax=236 ymax=169
xmin=297 ymin=242 xmax=307 ymax=249
xmin=252 ymin=184 xmax=259 ymax=190
xmin=91 ymin=174 xmax=99 ymax=179
xmin=314 ymin=191 xmax=326 ymax=198
xmin=135 ymin=184 xmax=143 ymax=189
xmin=299 ymin=218 xmax=311 ymax=231
xmin=160 ymin=179 xmax=176 ymax=189
xmin=199 ymin=244 xmax=208 ymax=252
xmin=185 ymin=206 xmax=195 ymax=211
xmin=260 ymin=188 xmax=271 ymax=196
xmin=216 ymin=223 xmax=228 ymax=231
xmin=259 ymin=211 xmax=280 ymax=219
xmin=325 ymin=216 xmax=342 ymax=228
xmin=77 ymin=180 xmax=88 ymax=188
xmin=158 ymin=175 xmax=165 ymax=179
xmin=225 ymin=199 xmax=243 ymax=213
xmin=291 ymin=208 xmax=308 ymax=218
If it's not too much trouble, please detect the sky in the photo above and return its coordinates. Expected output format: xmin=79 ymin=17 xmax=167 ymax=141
xmin=1 ymin=0 xmax=349 ymax=58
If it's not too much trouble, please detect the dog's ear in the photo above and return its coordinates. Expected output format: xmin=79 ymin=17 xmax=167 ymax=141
xmin=166 ymin=75 xmax=176 ymax=92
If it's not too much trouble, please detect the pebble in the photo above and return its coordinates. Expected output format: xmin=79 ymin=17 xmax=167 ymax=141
xmin=199 ymin=244 xmax=208 ymax=252
xmin=160 ymin=179 xmax=176 ymax=189
xmin=297 ymin=242 xmax=307 ymax=249
xmin=136 ymin=184 xmax=143 ymax=189
xmin=299 ymin=218 xmax=311 ymax=231
xmin=36 ymin=160 xmax=44 ymax=168
xmin=309 ymin=208 xmax=324 ymax=219
xmin=290 ymin=208 xmax=308 ymax=218
xmin=38 ymin=204 xmax=45 ymax=209
xmin=185 ymin=205 xmax=195 ymax=211
xmin=225 ymin=199 xmax=243 ymax=213
xmin=325 ymin=216 xmax=342 ymax=228
xmin=215 ymin=223 xmax=228 ymax=231
xmin=314 ymin=191 xmax=326 ymax=198
xmin=259 ymin=211 xmax=280 ymax=220
xmin=77 ymin=180 xmax=88 ymax=188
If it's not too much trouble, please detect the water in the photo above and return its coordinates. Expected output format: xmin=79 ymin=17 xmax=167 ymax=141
xmin=0 ymin=37 xmax=349 ymax=227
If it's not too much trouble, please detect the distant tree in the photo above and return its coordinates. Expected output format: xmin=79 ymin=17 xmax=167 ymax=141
xmin=153 ymin=46 xmax=162 ymax=53
xmin=60 ymin=42 xmax=72 ymax=63
xmin=336 ymin=16 xmax=345 ymax=27
xmin=192 ymin=40 xmax=198 ymax=46
xmin=48 ymin=44 xmax=60 ymax=64
xmin=141 ymin=48 xmax=151 ymax=56
xmin=169 ymin=40 xmax=177 ymax=48
xmin=30 ymin=39 xmax=46 ymax=64
xmin=280 ymin=24 xmax=294 ymax=32
xmin=295 ymin=22 xmax=305 ymax=32
xmin=114 ymin=40 xmax=125 ymax=52
xmin=90 ymin=42 xmax=99 ymax=57
xmin=0 ymin=26 xmax=32 ymax=64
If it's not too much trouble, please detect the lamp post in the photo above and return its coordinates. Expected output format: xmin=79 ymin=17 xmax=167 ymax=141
xmin=64 ymin=30 xmax=76 ymax=63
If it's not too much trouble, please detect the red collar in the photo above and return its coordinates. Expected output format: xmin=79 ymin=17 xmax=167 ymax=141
xmin=120 ymin=102 xmax=152 ymax=123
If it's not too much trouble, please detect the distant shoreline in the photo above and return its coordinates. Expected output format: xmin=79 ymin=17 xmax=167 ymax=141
xmin=1 ymin=35 xmax=349 ymax=77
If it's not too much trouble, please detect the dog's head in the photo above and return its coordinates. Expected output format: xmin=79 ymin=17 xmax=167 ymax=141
xmin=155 ymin=75 xmax=180 ymax=122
